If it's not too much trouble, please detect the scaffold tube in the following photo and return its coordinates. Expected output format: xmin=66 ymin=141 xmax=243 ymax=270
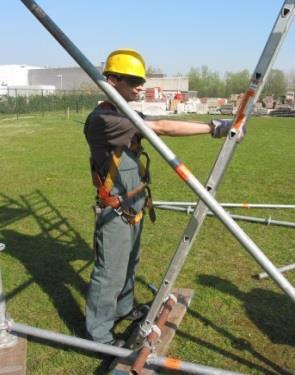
xmin=155 ymin=205 xmax=295 ymax=227
xmin=153 ymin=201 xmax=295 ymax=209
xmin=9 ymin=321 xmax=241 ymax=375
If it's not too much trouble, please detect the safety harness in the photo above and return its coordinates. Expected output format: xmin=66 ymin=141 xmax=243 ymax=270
xmin=90 ymin=101 xmax=156 ymax=224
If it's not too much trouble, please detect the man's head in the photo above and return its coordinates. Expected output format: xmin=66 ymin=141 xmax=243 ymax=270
xmin=103 ymin=49 xmax=146 ymax=102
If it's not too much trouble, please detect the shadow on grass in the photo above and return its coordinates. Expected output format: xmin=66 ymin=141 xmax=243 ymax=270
xmin=3 ymin=229 xmax=90 ymax=336
xmin=191 ymin=274 xmax=294 ymax=374
xmin=0 ymin=190 xmax=143 ymax=374
xmin=1 ymin=190 xmax=92 ymax=338
xmin=198 ymin=274 xmax=295 ymax=346
xmin=135 ymin=275 xmax=291 ymax=375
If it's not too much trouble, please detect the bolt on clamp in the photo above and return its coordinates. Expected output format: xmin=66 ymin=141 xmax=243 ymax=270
xmin=114 ymin=206 xmax=123 ymax=216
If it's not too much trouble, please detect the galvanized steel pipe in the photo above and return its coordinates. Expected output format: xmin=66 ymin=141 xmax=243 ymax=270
xmin=155 ymin=205 xmax=295 ymax=228
xmin=10 ymin=321 xmax=241 ymax=375
xmin=153 ymin=201 xmax=295 ymax=209
xmin=0 ymin=272 xmax=6 ymax=324
xmin=257 ymin=263 xmax=295 ymax=280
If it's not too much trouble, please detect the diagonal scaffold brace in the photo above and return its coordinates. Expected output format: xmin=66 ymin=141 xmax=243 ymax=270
xmin=20 ymin=0 xmax=295 ymax=373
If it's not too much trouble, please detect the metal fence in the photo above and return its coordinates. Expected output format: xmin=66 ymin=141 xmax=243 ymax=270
xmin=0 ymin=88 xmax=106 ymax=117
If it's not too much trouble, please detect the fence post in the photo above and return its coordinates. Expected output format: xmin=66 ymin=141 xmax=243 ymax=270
xmin=41 ymin=89 xmax=45 ymax=117
xmin=15 ymin=89 xmax=19 ymax=120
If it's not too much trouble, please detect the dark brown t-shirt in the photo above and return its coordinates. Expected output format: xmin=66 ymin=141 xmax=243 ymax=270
xmin=84 ymin=102 xmax=143 ymax=176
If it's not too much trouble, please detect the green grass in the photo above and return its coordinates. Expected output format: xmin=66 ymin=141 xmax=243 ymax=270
xmin=0 ymin=112 xmax=294 ymax=374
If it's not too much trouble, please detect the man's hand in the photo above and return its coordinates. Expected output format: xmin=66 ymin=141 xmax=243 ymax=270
xmin=211 ymin=119 xmax=233 ymax=138
xmin=211 ymin=119 xmax=246 ymax=142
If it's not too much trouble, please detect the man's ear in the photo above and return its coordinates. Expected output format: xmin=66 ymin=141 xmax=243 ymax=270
xmin=107 ymin=75 xmax=117 ymax=87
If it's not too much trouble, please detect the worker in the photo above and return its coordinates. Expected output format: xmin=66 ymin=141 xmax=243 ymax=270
xmin=174 ymin=91 xmax=184 ymax=101
xmin=84 ymin=49 xmax=238 ymax=346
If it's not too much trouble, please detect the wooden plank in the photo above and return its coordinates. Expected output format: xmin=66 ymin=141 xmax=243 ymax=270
xmin=109 ymin=288 xmax=194 ymax=374
xmin=0 ymin=333 xmax=27 ymax=375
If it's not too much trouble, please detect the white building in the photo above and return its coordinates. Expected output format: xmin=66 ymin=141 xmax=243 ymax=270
xmin=0 ymin=65 xmax=44 ymax=87
xmin=0 ymin=64 xmax=188 ymax=94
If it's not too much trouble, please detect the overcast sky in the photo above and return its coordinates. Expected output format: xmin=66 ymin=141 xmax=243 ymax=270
xmin=2 ymin=0 xmax=295 ymax=77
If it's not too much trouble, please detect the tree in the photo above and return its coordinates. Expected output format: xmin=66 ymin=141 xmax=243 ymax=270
xmin=261 ymin=69 xmax=287 ymax=98
xmin=285 ymin=69 xmax=295 ymax=91
xmin=146 ymin=66 xmax=163 ymax=76
xmin=188 ymin=66 xmax=225 ymax=97
xmin=224 ymin=70 xmax=250 ymax=97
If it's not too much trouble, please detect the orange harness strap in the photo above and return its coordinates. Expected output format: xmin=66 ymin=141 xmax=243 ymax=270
xmin=90 ymin=148 xmax=148 ymax=224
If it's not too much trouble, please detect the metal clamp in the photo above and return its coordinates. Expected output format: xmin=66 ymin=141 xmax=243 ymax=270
xmin=139 ymin=321 xmax=153 ymax=338
xmin=151 ymin=324 xmax=162 ymax=338
xmin=0 ymin=316 xmax=18 ymax=349
xmin=164 ymin=293 xmax=177 ymax=304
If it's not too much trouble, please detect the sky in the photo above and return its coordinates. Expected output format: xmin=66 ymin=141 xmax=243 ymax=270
xmin=1 ymin=0 xmax=295 ymax=78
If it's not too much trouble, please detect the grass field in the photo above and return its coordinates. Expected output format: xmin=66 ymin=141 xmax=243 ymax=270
xmin=0 ymin=112 xmax=294 ymax=374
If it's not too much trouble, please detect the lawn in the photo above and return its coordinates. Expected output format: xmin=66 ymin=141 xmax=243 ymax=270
xmin=0 ymin=112 xmax=294 ymax=374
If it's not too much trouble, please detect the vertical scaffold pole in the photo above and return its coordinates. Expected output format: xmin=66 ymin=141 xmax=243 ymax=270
xmin=0 ymin=265 xmax=18 ymax=348
xmin=20 ymin=0 xmax=295 ymax=310
xmin=0 ymin=271 xmax=6 ymax=325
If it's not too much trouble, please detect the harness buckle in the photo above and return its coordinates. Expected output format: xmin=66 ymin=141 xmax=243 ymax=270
xmin=114 ymin=206 xmax=123 ymax=216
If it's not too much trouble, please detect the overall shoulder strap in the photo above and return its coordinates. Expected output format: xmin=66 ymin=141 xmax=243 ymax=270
xmin=103 ymin=147 xmax=122 ymax=193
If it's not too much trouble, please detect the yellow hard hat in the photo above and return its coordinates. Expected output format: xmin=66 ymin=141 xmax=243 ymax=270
xmin=103 ymin=49 xmax=146 ymax=80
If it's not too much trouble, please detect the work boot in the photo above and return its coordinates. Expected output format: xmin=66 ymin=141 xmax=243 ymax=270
xmin=117 ymin=304 xmax=149 ymax=322
xmin=106 ymin=339 xmax=126 ymax=348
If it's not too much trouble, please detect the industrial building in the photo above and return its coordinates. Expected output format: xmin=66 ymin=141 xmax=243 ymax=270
xmin=0 ymin=64 xmax=189 ymax=97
